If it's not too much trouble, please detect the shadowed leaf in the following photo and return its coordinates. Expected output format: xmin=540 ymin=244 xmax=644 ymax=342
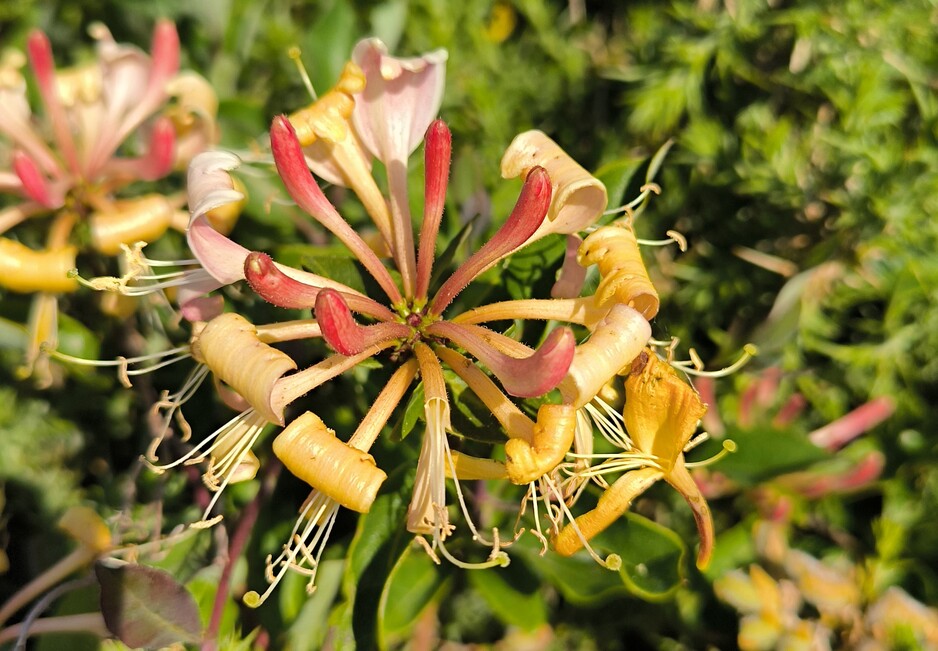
xmin=95 ymin=558 xmax=202 ymax=649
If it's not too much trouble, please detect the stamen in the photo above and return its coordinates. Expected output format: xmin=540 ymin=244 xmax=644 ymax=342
xmin=71 ymin=241 xmax=212 ymax=298
xmin=49 ymin=346 xmax=191 ymax=388
xmin=669 ymin=343 xmax=758 ymax=378
xmin=543 ymin=474 xmax=623 ymax=570
xmin=685 ymin=440 xmax=737 ymax=468
xmin=147 ymin=363 xmax=210 ymax=454
xmin=636 ymin=229 xmax=688 ymax=252
xmin=287 ymin=46 xmax=317 ymax=101
xmin=603 ymin=182 xmax=661 ymax=217
xmin=244 ymin=492 xmax=340 ymax=607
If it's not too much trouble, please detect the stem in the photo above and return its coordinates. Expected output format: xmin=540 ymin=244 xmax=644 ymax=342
xmin=0 ymin=613 xmax=108 ymax=645
xmin=0 ymin=548 xmax=94 ymax=627
xmin=13 ymin=576 xmax=96 ymax=650
xmin=202 ymin=462 xmax=281 ymax=650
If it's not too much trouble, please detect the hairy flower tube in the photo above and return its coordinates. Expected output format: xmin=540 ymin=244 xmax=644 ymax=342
xmin=139 ymin=38 xmax=738 ymax=605
xmin=0 ymin=20 xmax=221 ymax=385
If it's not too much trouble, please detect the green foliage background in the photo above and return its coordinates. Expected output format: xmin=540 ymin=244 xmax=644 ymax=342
xmin=1 ymin=0 xmax=937 ymax=649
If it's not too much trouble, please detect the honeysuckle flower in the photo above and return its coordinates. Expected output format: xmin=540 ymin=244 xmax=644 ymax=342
xmin=351 ymin=38 xmax=447 ymax=297
xmin=694 ymin=369 xmax=894 ymax=502
xmin=0 ymin=20 xmax=220 ymax=384
xmin=554 ymin=349 xmax=716 ymax=569
xmin=717 ymin=520 xmax=938 ymax=651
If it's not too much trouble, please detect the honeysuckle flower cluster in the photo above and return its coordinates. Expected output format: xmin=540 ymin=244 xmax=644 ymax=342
xmin=132 ymin=37 xmax=744 ymax=607
xmin=715 ymin=520 xmax=938 ymax=651
xmin=0 ymin=20 xmax=221 ymax=385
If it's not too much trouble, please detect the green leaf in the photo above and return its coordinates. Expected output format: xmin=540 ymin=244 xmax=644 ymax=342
xmin=712 ymin=426 xmax=830 ymax=485
xmin=595 ymin=154 xmax=646 ymax=210
xmin=394 ymin=382 xmax=425 ymax=441
xmin=593 ymin=512 xmax=687 ymax=600
xmin=514 ymin=537 xmax=627 ymax=606
xmin=502 ymin=235 xmax=566 ymax=301
xmin=303 ymin=0 xmax=359 ymax=92
xmin=428 ymin=216 xmax=478 ymax=295
xmin=95 ymin=559 xmax=202 ymax=648
xmin=378 ymin=545 xmax=448 ymax=648
xmin=468 ymin=561 xmax=546 ymax=632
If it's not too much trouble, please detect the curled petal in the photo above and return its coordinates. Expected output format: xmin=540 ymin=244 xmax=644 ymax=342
xmin=579 ymin=224 xmax=659 ymax=319
xmin=665 ymin=458 xmax=714 ymax=569
xmin=0 ymin=238 xmax=77 ymax=293
xmin=315 ymin=289 xmax=408 ymax=356
xmin=504 ymin=404 xmax=576 ymax=484
xmin=428 ymin=322 xmax=574 ymax=398
xmin=431 ymin=166 xmax=552 ymax=314
xmin=89 ymin=194 xmax=174 ymax=255
xmin=351 ymin=38 xmax=448 ymax=165
xmin=560 ymin=303 xmax=650 ymax=408
xmin=186 ymin=150 xmax=249 ymax=285
xmin=274 ymin=411 xmax=387 ymax=513
xmin=554 ymin=467 xmax=662 ymax=557
xmin=501 ymin=130 xmax=607 ymax=242
xmin=191 ymin=313 xmax=297 ymax=424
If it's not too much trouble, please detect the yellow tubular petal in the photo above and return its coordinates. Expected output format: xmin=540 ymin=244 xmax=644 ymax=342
xmin=553 ymin=467 xmax=662 ymax=557
xmin=559 ymin=303 xmax=650 ymax=408
xmin=501 ymin=130 xmax=608 ymax=240
xmin=505 ymin=403 xmax=576 ymax=484
xmin=0 ymin=238 xmax=77 ymax=293
xmin=623 ymin=351 xmax=707 ymax=463
xmin=348 ymin=358 xmax=418 ymax=451
xmin=451 ymin=296 xmax=609 ymax=329
xmin=435 ymin=346 xmax=535 ymax=443
xmin=446 ymin=452 xmax=508 ymax=480
xmin=89 ymin=194 xmax=174 ymax=255
xmin=192 ymin=313 xmax=297 ymax=424
xmin=579 ymin=224 xmax=660 ymax=319
xmin=273 ymin=411 xmax=387 ymax=513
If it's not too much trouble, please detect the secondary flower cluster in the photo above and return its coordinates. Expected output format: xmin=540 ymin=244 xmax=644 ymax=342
xmin=0 ymin=21 xmax=221 ymax=385
xmin=131 ymin=38 xmax=729 ymax=606
xmin=716 ymin=519 xmax=938 ymax=651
